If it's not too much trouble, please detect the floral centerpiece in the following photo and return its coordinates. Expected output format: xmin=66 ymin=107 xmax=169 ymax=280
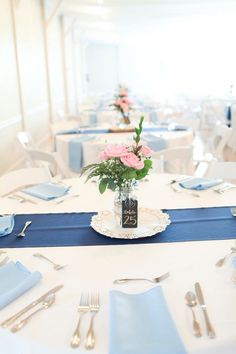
xmin=81 ymin=117 xmax=152 ymax=225
xmin=110 ymin=85 xmax=133 ymax=125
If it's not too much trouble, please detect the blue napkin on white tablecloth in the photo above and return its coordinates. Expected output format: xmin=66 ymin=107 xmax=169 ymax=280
xmin=109 ymin=287 xmax=187 ymax=354
xmin=0 ymin=215 xmax=14 ymax=237
xmin=0 ymin=261 xmax=41 ymax=309
xmin=179 ymin=177 xmax=223 ymax=190
xmin=142 ymin=133 xmax=167 ymax=151
xmin=68 ymin=135 xmax=95 ymax=172
xmin=22 ymin=183 xmax=69 ymax=201
xmin=168 ymin=124 xmax=188 ymax=131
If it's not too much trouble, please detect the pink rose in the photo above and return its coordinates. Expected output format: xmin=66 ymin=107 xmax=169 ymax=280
xmin=99 ymin=150 xmax=109 ymax=161
xmin=119 ymin=89 xmax=127 ymax=97
xmin=122 ymin=97 xmax=132 ymax=105
xmin=120 ymin=103 xmax=129 ymax=112
xmin=140 ymin=145 xmax=153 ymax=157
xmin=121 ymin=153 xmax=144 ymax=170
xmin=103 ymin=145 xmax=129 ymax=158
xmin=115 ymin=99 xmax=121 ymax=106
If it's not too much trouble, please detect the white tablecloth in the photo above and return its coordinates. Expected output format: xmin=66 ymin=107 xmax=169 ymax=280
xmin=55 ymin=130 xmax=193 ymax=170
xmin=0 ymin=173 xmax=236 ymax=354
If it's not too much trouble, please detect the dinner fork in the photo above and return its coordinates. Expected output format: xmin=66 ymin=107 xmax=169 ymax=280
xmin=55 ymin=194 xmax=80 ymax=204
xmin=33 ymin=253 xmax=66 ymax=270
xmin=0 ymin=256 xmax=9 ymax=267
xmin=70 ymin=293 xmax=90 ymax=348
xmin=8 ymin=194 xmax=37 ymax=205
xmin=85 ymin=293 xmax=100 ymax=350
xmin=113 ymin=271 xmax=170 ymax=284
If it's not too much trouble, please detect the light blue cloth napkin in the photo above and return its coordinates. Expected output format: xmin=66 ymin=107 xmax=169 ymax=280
xmin=168 ymin=124 xmax=188 ymax=131
xmin=0 ymin=261 xmax=41 ymax=309
xmin=143 ymin=133 xmax=167 ymax=151
xmin=0 ymin=215 xmax=14 ymax=237
xmin=56 ymin=129 xmax=80 ymax=135
xmin=22 ymin=183 xmax=69 ymax=200
xmin=89 ymin=112 xmax=97 ymax=124
xmin=149 ymin=110 xmax=158 ymax=123
xmin=109 ymin=287 xmax=187 ymax=354
xmin=68 ymin=135 xmax=95 ymax=172
xmin=179 ymin=177 xmax=223 ymax=190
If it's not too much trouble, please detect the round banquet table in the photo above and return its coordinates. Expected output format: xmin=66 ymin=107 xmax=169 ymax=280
xmin=0 ymin=173 xmax=236 ymax=354
xmin=55 ymin=129 xmax=193 ymax=171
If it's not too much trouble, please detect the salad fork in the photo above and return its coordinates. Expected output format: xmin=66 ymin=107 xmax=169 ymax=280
xmin=85 ymin=293 xmax=100 ymax=350
xmin=113 ymin=271 xmax=170 ymax=284
xmin=70 ymin=293 xmax=90 ymax=348
xmin=33 ymin=253 xmax=66 ymax=270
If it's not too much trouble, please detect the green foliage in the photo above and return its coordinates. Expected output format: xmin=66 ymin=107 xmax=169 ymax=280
xmin=80 ymin=117 xmax=152 ymax=194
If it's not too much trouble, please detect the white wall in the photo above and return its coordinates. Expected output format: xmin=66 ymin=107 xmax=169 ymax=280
xmin=0 ymin=0 xmax=84 ymax=175
xmin=85 ymin=42 xmax=118 ymax=96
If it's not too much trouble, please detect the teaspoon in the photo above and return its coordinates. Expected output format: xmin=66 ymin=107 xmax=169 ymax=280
xmin=185 ymin=291 xmax=202 ymax=337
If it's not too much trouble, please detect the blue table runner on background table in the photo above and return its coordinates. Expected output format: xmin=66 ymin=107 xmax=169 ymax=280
xmin=0 ymin=207 xmax=235 ymax=248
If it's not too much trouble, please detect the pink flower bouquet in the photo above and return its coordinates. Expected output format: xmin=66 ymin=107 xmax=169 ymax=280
xmin=111 ymin=87 xmax=133 ymax=124
xmin=81 ymin=117 xmax=153 ymax=193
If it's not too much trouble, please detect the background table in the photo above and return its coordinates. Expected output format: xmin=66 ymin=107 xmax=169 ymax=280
xmin=55 ymin=130 xmax=193 ymax=171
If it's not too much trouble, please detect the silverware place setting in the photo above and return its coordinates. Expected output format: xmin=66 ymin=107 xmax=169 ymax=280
xmin=70 ymin=292 xmax=100 ymax=349
xmin=1 ymin=284 xmax=63 ymax=329
xmin=7 ymin=194 xmax=37 ymax=204
xmin=16 ymin=221 xmax=32 ymax=237
xmin=11 ymin=293 xmax=56 ymax=333
xmin=195 ymin=282 xmax=216 ymax=339
xmin=185 ymin=291 xmax=202 ymax=337
xmin=170 ymin=183 xmax=200 ymax=198
xmin=215 ymin=241 xmax=236 ymax=267
xmin=55 ymin=194 xmax=80 ymax=204
xmin=33 ymin=252 xmax=67 ymax=270
xmin=113 ymin=271 xmax=170 ymax=284
xmin=213 ymin=183 xmax=236 ymax=194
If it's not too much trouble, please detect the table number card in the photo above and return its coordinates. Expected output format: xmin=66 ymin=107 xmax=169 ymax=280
xmin=122 ymin=198 xmax=138 ymax=228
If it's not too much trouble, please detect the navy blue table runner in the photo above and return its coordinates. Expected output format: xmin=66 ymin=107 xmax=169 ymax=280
xmin=0 ymin=207 xmax=235 ymax=248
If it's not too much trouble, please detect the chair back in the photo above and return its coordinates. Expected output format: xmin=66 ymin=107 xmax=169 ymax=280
xmin=205 ymin=161 xmax=236 ymax=181
xmin=152 ymin=146 xmax=194 ymax=174
xmin=211 ymin=125 xmax=232 ymax=160
xmin=25 ymin=149 xmax=73 ymax=178
xmin=0 ymin=167 xmax=52 ymax=197
xmin=17 ymin=131 xmax=35 ymax=149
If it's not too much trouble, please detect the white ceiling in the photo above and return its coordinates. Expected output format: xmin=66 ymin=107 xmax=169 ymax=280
xmin=55 ymin=0 xmax=236 ymax=43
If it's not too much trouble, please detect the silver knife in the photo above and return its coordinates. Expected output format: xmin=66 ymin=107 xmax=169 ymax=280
xmin=195 ymin=282 xmax=216 ymax=338
xmin=1 ymin=284 xmax=63 ymax=328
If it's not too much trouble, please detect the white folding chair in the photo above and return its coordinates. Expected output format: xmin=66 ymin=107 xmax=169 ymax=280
xmin=25 ymin=149 xmax=73 ymax=178
xmin=205 ymin=161 xmax=236 ymax=181
xmin=210 ymin=125 xmax=233 ymax=160
xmin=0 ymin=167 xmax=52 ymax=197
xmin=17 ymin=131 xmax=36 ymax=149
xmin=152 ymin=146 xmax=194 ymax=175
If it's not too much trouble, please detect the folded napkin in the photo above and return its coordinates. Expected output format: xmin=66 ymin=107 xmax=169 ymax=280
xmin=109 ymin=287 xmax=187 ymax=354
xmin=179 ymin=177 xmax=223 ymax=190
xmin=68 ymin=135 xmax=95 ymax=172
xmin=142 ymin=133 xmax=167 ymax=151
xmin=0 ymin=261 xmax=41 ymax=309
xmin=0 ymin=215 xmax=14 ymax=237
xmin=22 ymin=183 xmax=69 ymax=200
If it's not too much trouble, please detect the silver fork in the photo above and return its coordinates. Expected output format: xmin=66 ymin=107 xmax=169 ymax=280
xmin=70 ymin=293 xmax=90 ymax=348
xmin=33 ymin=253 xmax=66 ymax=270
xmin=8 ymin=195 xmax=37 ymax=205
xmin=113 ymin=271 xmax=170 ymax=284
xmin=17 ymin=221 xmax=32 ymax=237
xmin=85 ymin=293 xmax=100 ymax=350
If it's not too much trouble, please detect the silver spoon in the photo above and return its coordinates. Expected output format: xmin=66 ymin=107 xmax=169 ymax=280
xmin=185 ymin=291 xmax=202 ymax=337
xmin=17 ymin=221 xmax=32 ymax=237
xmin=231 ymin=208 xmax=236 ymax=217
xmin=11 ymin=294 xmax=55 ymax=332
xmin=215 ymin=246 xmax=236 ymax=267
xmin=33 ymin=253 xmax=66 ymax=270
xmin=113 ymin=272 xmax=170 ymax=284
